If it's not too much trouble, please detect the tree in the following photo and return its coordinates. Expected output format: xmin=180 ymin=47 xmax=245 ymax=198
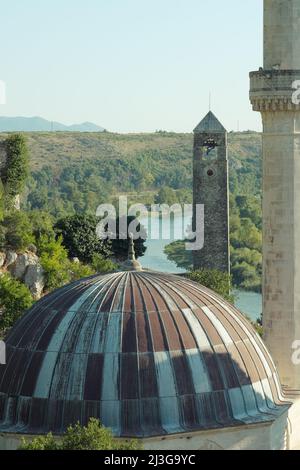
xmin=231 ymin=218 xmax=262 ymax=251
xmin=155 ymin=186 xmax=178 ymax=206
xmin=55 ymin=215 xmax=111 ymax=263
xmin=2 ymin=134 xmax=29 ymax=204
xmin=20 ymin=418 xmax=142 ymax=450
xmin=231 ymin=261 xmax=261 ymax=292
xmin=0 ymin=274 xmax=33 ymax=330
xmin=1 ymin=211 xmax=34 ymax=251
xmin=105 ymin=216 xmax=147 ymax=261
xmin=29 ymin=210 xmax=55 ymax=241
xmin=164 ymin=240 xmax=193 ymax=270
xmin=185 ymin=268 xmax=234 ymax=303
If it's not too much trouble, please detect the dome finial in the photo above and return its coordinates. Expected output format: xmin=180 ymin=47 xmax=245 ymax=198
xmin=128 ymin=232 xmax=136 ymax=261
xmin=122 ymin=232 xmax=143 ymax=271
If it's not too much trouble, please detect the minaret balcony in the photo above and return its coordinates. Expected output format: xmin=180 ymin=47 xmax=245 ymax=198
xmin=250 ymin=69 xmax=300 ymax=111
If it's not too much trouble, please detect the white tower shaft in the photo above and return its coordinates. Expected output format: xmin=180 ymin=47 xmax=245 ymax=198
xmin=250 ymin=0 xmax=300 ymax=390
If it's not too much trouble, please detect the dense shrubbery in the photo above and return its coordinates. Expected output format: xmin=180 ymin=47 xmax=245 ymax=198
xmin=185 ymin=268 xmax=234 ymax=302
xmin=229 ymin=194 xmax=262 ymax=292
xmin=20 ymin=418 xmax=142 ymax=451
xmin=0 ymin=274 xmax=33 ymax=330
xmin=0 ymin=211 xmax=35 ymax=251
xmin=54 ymin=214 xmax=111 ymax=263
xmin=92 ymin=253 xmax=117 ymax=273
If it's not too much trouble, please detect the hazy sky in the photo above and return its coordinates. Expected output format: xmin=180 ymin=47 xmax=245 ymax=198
xmin=0 ymin=0 xmax=263 ymax=132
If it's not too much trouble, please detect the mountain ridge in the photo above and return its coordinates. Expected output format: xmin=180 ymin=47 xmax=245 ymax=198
xmin=0 ymin=116 xmax=105 ymax=133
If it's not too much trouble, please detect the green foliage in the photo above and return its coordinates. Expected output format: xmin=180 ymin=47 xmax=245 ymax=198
xmin=154 ymin=186 xmax=192 ymax=206
xmin=230 ymin=194 xmax=262 ymax=291
xmin=105 ymin=216 xmax=147 ymax=261
xmin=185 ymin=269 xmax=234 ymax=303
xmin=2 ymin=134 xmax=29 ymax=202
xmin=0 ymin=131 xmax=263 ymax=292
xmin=0 ymin=181 xmax=4 ymax=222
xmin=231 ymin=218 xmax=262 ymax=251
xmin=0 ymin=274 xmax=33 ymax=330
xmin=20 ymin=433 xmax=58 ymax=451
xmin=37 ymin=235 xmax=70 ymax=290
xmin=37 ymin=234 xmax=99 ymax=290
xmin=1 ymin=211 xmax=34 ymax=251
xmin=20 ymin=131 xmax=261 ymax=218
xmin=164 ymin=239 xmax=192 ymax=270
xmin=28 ymin=210 xmax=55 ymax=240
xmin=231 ymin=247 xmax=261 ymax=292
xmin=20 ymin=418 xmax=142 ymax=451
xmin=155 ymin=186 xmax=179 ymax=206
xmin=92 ymin=253 xmax=117 ymax=273
xmin=68 ymin=260 xmax=95 ymax=282
xmin=55 ymin=214 xmax=111 ymax=263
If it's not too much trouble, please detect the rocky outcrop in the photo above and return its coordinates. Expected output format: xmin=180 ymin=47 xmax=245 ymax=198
xmin=4 ymin=251 xmax=17 ymax=268
xmin=0 ymin=253 xmax=5 ymax=268
xmin=12 ymin=195 xmax=20 ymax=211
xmin=24 ymin=264 xmax=44 ymax=299
xmin=1 ymin=250 xmax=45 ymax=299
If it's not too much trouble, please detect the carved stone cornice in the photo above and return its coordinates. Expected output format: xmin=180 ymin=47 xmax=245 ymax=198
xmin=250 ymin=69 xmax=300 ymax=112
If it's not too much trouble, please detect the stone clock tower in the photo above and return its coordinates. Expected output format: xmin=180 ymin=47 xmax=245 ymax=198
xmin=192 ymin=111 xmax=230 ymax=274
xmin=250 ymin=0 xmax=300 ymax=389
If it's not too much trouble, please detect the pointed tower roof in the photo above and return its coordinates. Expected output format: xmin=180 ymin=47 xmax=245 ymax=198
xmin=194 ymin=111 xmax=227 ymax=134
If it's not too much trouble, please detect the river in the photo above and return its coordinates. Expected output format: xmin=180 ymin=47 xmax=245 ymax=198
xmin=139 ymin=211 xmax=262 ymax=323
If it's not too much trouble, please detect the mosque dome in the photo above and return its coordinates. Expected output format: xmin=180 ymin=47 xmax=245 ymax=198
xmin=0 ymin=270 xmax=288 ymax=437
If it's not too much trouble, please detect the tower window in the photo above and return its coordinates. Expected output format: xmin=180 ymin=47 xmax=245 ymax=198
xmin=207 ymin=169 xmax=214 ymax=177
xmin=203 ymin=138 xmax=217 ymax=155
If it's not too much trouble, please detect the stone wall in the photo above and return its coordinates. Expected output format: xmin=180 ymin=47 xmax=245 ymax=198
xmin=0 ymin=249 xmax=45 ymax=299
xmin=192 ymin=131 xmax=230 ymax=273
xmin=0 ymin=411 xmax=290 ymax=450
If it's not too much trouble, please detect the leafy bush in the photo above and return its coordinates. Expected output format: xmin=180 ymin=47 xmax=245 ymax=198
xmin=37 ymin=234 xmax=70 ymax=290
xmin=29 ymin=210 xmax=55 ymax=241
xmin=20 ymin=418 xmax=142 ymax=450
xmin=68 ymin=260 xmax=95 ymax=281
xmin=92 ymin=253 xmax=117 ymax=273
xmin=0 ymin=274 xmax=33 ymax=330
xmin=185 ymin=268 xmax=234 ymax=303
xmin=1 ymin=211 xmax=34 ymax=251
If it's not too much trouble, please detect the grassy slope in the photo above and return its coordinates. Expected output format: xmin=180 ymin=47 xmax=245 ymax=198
xmin=0 ymin=130 xmax=262 ymax=175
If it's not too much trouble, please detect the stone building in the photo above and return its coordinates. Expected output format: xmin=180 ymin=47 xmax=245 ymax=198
xmin=192 ymin=111 xmax=230 ymax=273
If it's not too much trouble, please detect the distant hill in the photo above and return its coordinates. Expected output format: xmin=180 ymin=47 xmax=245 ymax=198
xmin=0 ymin=130 xmax=262 ymax=217
xmin=0 ymin=116 xmax=105 ymax=133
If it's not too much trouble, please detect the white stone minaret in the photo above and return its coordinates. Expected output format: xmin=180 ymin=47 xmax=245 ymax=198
xmin=250 ymin=0 xmax=300 ymax=390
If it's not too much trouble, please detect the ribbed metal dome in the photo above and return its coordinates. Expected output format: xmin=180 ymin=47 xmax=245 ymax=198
xmin=0 ymin=271 xmax=288 ymax=437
